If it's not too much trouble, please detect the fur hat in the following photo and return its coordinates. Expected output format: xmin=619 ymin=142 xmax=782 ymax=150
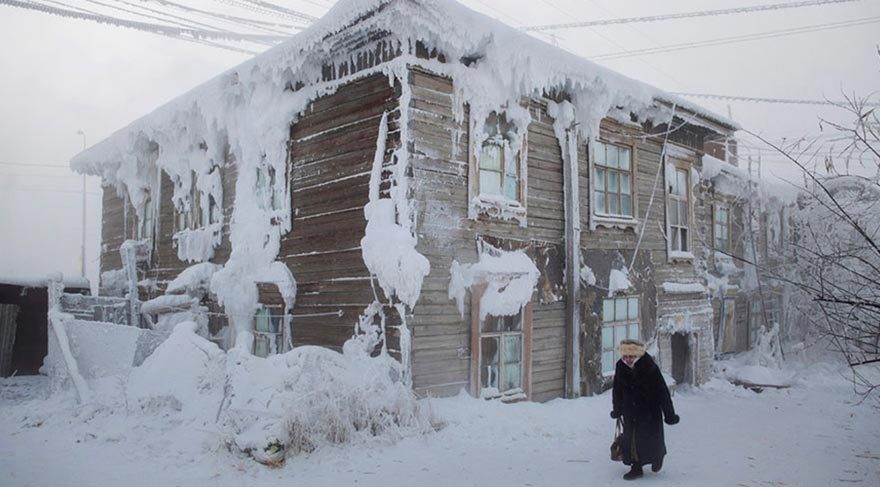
xmin=619 ymin=339 xmax=646 ymax=357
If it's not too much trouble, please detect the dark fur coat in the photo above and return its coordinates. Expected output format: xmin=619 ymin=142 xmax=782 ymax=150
xmin=611 ymin=353 xmax=678 ymax=466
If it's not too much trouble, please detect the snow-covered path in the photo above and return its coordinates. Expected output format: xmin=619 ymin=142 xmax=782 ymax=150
xmin=1 ymin=364 xmax=878 ymax=487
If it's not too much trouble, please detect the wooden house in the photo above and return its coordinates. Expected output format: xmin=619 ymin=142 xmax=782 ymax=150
xmin=72 ymin=0 xmax=745 ymax=401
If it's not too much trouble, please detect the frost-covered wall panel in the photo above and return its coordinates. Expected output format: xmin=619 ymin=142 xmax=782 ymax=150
xmin=99 ymin=185 xmax=127 ymax=282
xmin=283 ymin=73 xmax=400 ymax=352
xmin=406 ymin=68 xmax=568 ymax=401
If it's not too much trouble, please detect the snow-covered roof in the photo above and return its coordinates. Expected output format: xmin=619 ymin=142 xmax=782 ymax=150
xmin=71 ymin=0 xmax=736 ymax=178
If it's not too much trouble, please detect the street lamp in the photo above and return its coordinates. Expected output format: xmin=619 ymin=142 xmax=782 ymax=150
xmin=76 ymin=130 xmax=86 ymax=280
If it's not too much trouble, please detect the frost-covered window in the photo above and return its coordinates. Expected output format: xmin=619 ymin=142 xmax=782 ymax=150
xmin=480 ymin=311 xmax=525 ymax=399
xmin=138 ymin=194 xmax=154 ymax=242
xmin=471 ymin=111 xmax=525 ymax=207
xmin=713 ymin=206 xmax=730 ymax=252
xmin=253 ymin=304 xmax=284 ymax=358
xmin=255 ymin=164 xmax=280 ymax=211
xmin=593 ymin=141 xmax=633 ymax=218
xmin=668 ymin=167 xmax=690 ymax=253
xmin=200 ymin=193 xmax=220 ymax=228
xmin=601 ymin=296 xmax=640 ymax=375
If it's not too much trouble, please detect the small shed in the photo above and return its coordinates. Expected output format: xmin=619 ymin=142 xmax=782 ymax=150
xmin=0 ymin=276 xmax=90 ymax=377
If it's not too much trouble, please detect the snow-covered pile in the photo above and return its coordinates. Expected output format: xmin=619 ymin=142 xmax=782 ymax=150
xmin=126 ymin=322 xmax=435 ymax=464
xmin=714 ymin=324 xmax=794 ymax=388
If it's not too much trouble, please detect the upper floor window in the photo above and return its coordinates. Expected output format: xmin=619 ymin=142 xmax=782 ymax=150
xmin=469 ymin=110 xmax=528 ymax=225
xmin=601 ymin=295 xmax=640 ymax=375
xmin=474 ymin=112 xmax=524 ymax=204
xmin=593 ymin=141 xmax=633 ymax=218
xmin=668 ymin=166 xmax=690 ymax=253
xmin=713 ymin=206 xmax=730 ymax=252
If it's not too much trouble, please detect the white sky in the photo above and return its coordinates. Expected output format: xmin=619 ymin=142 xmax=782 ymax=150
xmin=0 ymin=0 xmax=877 ymax=290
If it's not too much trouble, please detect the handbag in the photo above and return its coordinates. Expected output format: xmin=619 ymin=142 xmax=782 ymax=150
xmin=610 ymin=418 xmax=624 ymax=462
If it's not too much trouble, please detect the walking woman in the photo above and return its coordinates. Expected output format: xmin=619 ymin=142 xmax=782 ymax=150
xmin=610 ymin=339 xmax=680 ymax=480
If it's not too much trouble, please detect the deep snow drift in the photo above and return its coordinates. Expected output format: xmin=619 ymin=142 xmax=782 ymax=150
xmin=2 ymin=349 xmax=878 ymax=487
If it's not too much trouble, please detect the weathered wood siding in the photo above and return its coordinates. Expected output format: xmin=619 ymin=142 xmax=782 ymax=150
xmin=283 ymin=72 xmax=401 ymax=352
xmin=406 ymin=67 xmax=567 ymax=402
xmin=98 ymin=164 xmax=236 ymax=299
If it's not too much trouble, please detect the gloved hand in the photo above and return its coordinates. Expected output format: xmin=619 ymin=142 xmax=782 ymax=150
xmin=665 ymin=414 xmax=680 ymax=425
xmin=610 ymin=410 xmax=621 ymax=419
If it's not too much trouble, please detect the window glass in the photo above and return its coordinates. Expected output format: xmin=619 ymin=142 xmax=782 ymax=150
xmin=479 ymin=144 xmax=502 ymax=170
xmin=480 ymin=336 xmax=500 ymax=390
xmin=607 ymin=146 xmax=619 ymax=168
xmin=619 ymin=147 xmax=631 ymax=171
xmin=595 ymin=168 xmax=605 ymax=190
xmin=628 ymin=297 xmax=639 ymax=319
xmin=603 ymin=299 xmax=615 ymax=322
xmin=480 ymin=170 xmax=502 ymax=196
xmin=615 ymin=299 xmax=627 ymax=321
xmin=602 ymin=326 xmax=613 ymax=349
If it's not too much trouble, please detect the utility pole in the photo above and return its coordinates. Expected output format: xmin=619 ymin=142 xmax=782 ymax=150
xmin=76 ymin=130 xmax=86 ymax=279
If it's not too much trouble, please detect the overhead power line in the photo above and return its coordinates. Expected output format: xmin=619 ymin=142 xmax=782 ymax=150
xmin=0 ymin=161 xmax=70 ymax=168
xmin=522 ymin=0 xmax=861 ymax=32
xmin=591 ymin=15 xmax=880 ymax=60
xmin=0 ymin=0 xmax=286 ymax=53
xmin=671 ymin=92 xmax=880 ymax=107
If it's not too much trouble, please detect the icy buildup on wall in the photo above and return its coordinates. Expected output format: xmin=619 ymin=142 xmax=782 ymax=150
xmin=361 ymin=111 xmax=430 ymax=309
xmin=608 ymin=268 xmax=632 ymax=295
xmin=71 ymin=0 xmax=735 ymax=351
xmin=448 ymin=246 xmax=539 ymax=320
xmin=174 ymin=223 xmax=222 ymax=263
xmin=580 ymin=263 xmax=597 ymax=287
xmin=166 ymin=262 xmax=221 ymax=296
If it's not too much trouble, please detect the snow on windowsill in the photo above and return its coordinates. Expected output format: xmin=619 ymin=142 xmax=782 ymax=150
xmin=660 ymin=282 xmax=707 ymax=295
xmin=470 ymin=193 xmax=526 ymax=227
xmin=592 ymin=213 xmax=639 ymax=230
xmin=668 ymin=250 xmax=695 ymax=262
xmin=173 ymin=223 xmax=223 ymax=263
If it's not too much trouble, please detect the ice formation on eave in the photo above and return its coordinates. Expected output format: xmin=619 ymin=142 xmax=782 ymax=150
xmin=448 ymin=247 xmax=539 ymax=320
xmin=69 ymin=0 xmax=736 ymax=350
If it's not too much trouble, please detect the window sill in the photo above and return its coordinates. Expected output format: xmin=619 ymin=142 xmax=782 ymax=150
xmin=470 ymin=194 xmax=527 ymax=227
xmin=592 ymin=214 xmax=639 ymax=230
xmin=668 ymin=250 xmax=695 ymax=262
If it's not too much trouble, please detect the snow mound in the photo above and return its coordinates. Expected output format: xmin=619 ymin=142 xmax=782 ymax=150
xmin=125 ymin=322 xmax=435 ymax=464
xmin=128 ymin=322 xmax=226 ymax=415
xmin=223 ymin=343 xmax=435 ymax=461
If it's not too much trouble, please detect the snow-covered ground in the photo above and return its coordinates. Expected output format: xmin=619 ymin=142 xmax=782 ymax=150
xmin=2 ymin=358 xmax=878 ymax=487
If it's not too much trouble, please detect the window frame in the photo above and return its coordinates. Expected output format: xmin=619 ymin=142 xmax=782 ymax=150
xmin=592 ymin=139 xmax=636 ymax=221
xmin=253 ymin=303 xmax=285 ymax=358
xmin=713 ymin=204 xmax=731 ymax=253
xmin=470 ymin=279 xmax=533 ymax=401
xmin=467 ymin=110 xmax=529 ymax=224
xmin=665 ymin=155 xmax=693 ymax=259
xmin=600 ymin=295 xmax=641 ymax=376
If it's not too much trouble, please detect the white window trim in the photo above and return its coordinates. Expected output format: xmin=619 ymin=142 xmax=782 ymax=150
xmin=467 ymin=115 xmax=529 ymax=227
xmin=589 ymin=137 xmax=639 ymax=231
xmin=665 ymin=152 xmax=695 ymax=262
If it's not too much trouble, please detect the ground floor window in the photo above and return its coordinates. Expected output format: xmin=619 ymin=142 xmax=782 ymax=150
xmin=253 ymin=304 xmax=284 ymax=357
xmin=480 ymin=312 xmax=524 ymax=399
xmin=471 ymin=280 xmax=532 ymax=401
xmin=601 ymin=295 xmax=640 ymax=375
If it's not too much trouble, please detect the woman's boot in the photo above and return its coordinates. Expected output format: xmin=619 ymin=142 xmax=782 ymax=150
xmin=623 ymin=464 xmax=644 ymax=480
